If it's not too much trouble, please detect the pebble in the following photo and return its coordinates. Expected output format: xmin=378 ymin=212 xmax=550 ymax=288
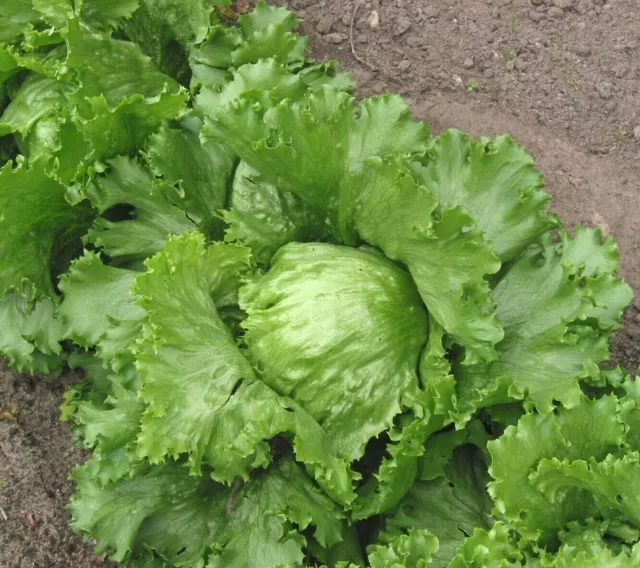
xmin=633 ymin=126 xmax=640 ymax=140
xmin=596 ymin=80 xmax=613 ymax=100
xmin=394 ymin=18 xmax=412 ymax=36
xmin=324 ymin=33 xmax=347 ymax=45
xmin=315 ymin=16 xmax=334 ymax=35
xmin=575 ymin=45 xmax=592 ymax=57
xmin=397 ymin=60 xmax=411 ymax=72
xmin=514 ymin=57 xmax=528 ymax=71
xmin=424 ymin=7 xmax=440 ymax=19
xmin=548 ymin=7 xmax=565 ymax=18
xmin=553 ymin=0 xmax=573 ymax=8
xmin=463 ymin=58 xmax=474 ymax=69
xmin=529 ymin=11 xmax=544 ymax=22
xmin=483 ymin=68 xmax=495 ymax=78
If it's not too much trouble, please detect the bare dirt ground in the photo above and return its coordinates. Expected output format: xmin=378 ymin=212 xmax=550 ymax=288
xmin=1 ymin=0 xmax=639 ymax=566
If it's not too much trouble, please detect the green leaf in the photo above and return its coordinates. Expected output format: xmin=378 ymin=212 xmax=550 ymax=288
xmin=64 ymin=19 xmax=187 ymax=156
xmin=57 ymin=251 xmax=144 ymax=347
xmin=0 ymin=287 xmax=64 ymax=374
xmin=411 ymin=130 xmax=558 ymax=261
xmin=0 ymin=0 xmax=40 ymax=44
xmin=448 ymin=522 xmax=523 ymax=568
xmin=71 ymin=458 xmax=344 ymax=567
xmin=488 ymin=395 xmax=628 ymax=545
xmin=455 ymin=228 xmax=632 ymax=415
xmin=123 ymin=0 xmax=210 ymax=84
xmin=83 ymin=156 xmax=195 ymax=265
xmin=0 ymin=74 xmax=74 ymax=137
xmin=33 ymin=0 xmax=141 ymax=30
xmin=367 ymin=529 xmax=439 ymax=568
xmin=241 ymin=242 xmax=427 ymax=461
xmin=202 ymin=65 xmax=428 ymax=242
xmin=132 ymin=233 xmax=355 ymax=501
xmin=145 ymin=117 xmax=235 ymax=238
xmin=223 ymin=160 xmax=331 ymax=264
xmin=355 ymin=157 xmax=503 ymax=364
xmin=382 ymin=444 xmax=494 ymax=568
xmin=0 ymin=159 xmax=92 ymax=297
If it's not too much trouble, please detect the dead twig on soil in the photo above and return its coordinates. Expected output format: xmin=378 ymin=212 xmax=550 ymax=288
xmin=0 ymin=507 xmax=7 ymax=521
xmin=350 ymin=0 xmax=377 ymax=71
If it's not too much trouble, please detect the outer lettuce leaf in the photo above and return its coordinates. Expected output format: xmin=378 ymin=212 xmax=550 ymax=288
xmin=123 ymin=0 xmax=210 ymax=84
xmin=0 ymin=159 xmax=92 ymax=297
xmin=64 ymin=19 xmax=187 ymax=157
xmin=0 ymin=74 xmax=73 ymax=138
xmin=528 ymin=542 xmax=640 ymax=567
xmin=381 ymin=444 xmax=494 ymax=568
xmin=488 ymin=395 xmax=632 ymax=547
xmin=0 ymin=288 xmax=64 ymax=374
xmin=33 ymin=0 xmax=141 ymax=30
xmin=448 ymin=523 xmax=523 ymax=567
xmin=71 ymin=457 xmax=345 ymax=567
xmin=223 ymin=160 xmax=331 ymax=264
xmin=240 ymin=242 xmax=427 ymax=461
xmin=366 ymin=530 xmax=439 ymax=568
xmin=189 ymin=1 xmax=327 ymax=89
xmin=57 ymin=251 xmax=144 ymax=347
xmin=355 ymin=158 xmax=502 ymax=364
xmin=456 ymin=228 xmax=632 ymax=415
xmin=145 ymin=117 xmax=235 ymax=238
xmin=67 ymin=367 xmax=145 ymax=484
xmin=83 ymin=156 xmax=195 ymax=265
xmin=0 ymin=0 xmax=40 ymax=44
xmin=351 ymin=374 xmax=457 ymax=520
xmin=133 ymin=233 xmax=355 ymax=501
xmin=411 ymin=130 xmax=558 ymax=261
xmin=200 ymin=63 xmax=428 ymax=242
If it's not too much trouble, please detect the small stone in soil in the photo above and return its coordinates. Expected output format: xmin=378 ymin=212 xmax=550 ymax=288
xmin=596 ymin=80 xmax=613 ymax=100
xmin=324 ymin=33 xmax=347 ymax=45
xmin=529 ymin=11 xmax=544 ymax=22
xmin=633 ymin=126 xmax=640 ymax=140
xmin=463 ymin=58 xmax=474 ymax=69
xmin=554 ymin=0 xmax=573 ymax=8
xmin=315 ymin=16 xmax=333 ymax=35
xmin=514 ymin=57 xmax=528 ymax=71
xmin=397 ymin=60 xmax=411 ymax=72
xmin=483 ymin=68 xmax=494 ymax=78
xmin=548 ymin=7 xmax=565 ymax=18
xmin=575 ymin=45 xmax=592 ymax=57
xmin=394 ymin=18 xmax=412 ymax=36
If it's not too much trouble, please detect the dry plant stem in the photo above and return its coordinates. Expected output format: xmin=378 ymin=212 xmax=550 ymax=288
xmin=350 ymin=0 xmax=377 ymax=71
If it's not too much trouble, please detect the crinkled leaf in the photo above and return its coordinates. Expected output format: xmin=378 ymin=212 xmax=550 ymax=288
xmin=382 ymin=444 xmax=494 ymax=568
xmin=201 ymin=65 xmax=428 ymax=242
xmin=0 ymin=288 xmax=64 ymax=374
xmin=0 ymin=74 xmax=73 ymax=137
xmin=83 ymin=156 xmax=195 ymax=265
xmin=411 ymin=130 xmax=558 ymax=261
xmin=456 ymin=228 xmax=632 ymax=415
xmin=448 ymin=522 xmax=523 ymax=568
xmin=0 ymin=0 xmax=40 ymax=44
xmin=133 ymin=233 xmax=355 ymax=501
xmin=71 ymin=458 xmax=344 ymax=567
xmin=223 ymin=161 xmax=331 ymax=264
xmin=355 ymin=157 xmax=503 ymax=364
xmin=488 ymin=395 xmax=628 ymax=544
xmin=146 ymin=117 xmax=235 ymax=238
xmin=57 ymin=251 xmax=144 ymax=347
xmin=367 ymin=529 xmax=439 ymax=568
xmin=0 ymin=159 xmax=92 ymax=297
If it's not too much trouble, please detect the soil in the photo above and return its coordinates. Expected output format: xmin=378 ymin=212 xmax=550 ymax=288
xmin=1 ymin=0 xmax=639 ymax=566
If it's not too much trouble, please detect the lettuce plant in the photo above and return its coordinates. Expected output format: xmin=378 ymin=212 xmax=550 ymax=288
xmin=0 ymin=1 xmax=637 ymax=567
